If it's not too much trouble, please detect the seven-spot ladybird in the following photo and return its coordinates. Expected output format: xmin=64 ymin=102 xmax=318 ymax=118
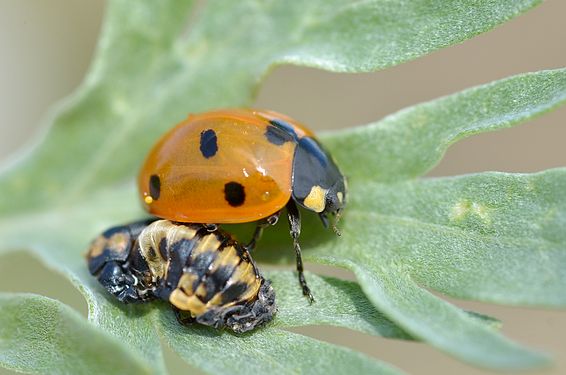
xmin=86 ymin=219 xmax=276 ymax=333
xmin=138 ymin=109 xmax=347 ymax=302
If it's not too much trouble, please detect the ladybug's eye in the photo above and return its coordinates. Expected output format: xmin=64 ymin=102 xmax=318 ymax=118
xmin=149 ymin=174 xmax=161 ymax=200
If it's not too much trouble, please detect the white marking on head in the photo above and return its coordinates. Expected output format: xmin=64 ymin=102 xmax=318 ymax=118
xmin=304 ymin=185 xmax=327 ymax=213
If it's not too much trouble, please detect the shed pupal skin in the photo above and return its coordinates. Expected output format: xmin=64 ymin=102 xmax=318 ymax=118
xmin=86 ymin=219 xmax=276 ymax=333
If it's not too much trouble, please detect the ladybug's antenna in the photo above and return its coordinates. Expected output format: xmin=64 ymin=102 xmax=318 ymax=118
xmin=332 ymin=210 xmax=342 ymax=237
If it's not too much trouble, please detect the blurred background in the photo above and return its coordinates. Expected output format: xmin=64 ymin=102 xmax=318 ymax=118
xmin=0 ymin=1 xmax=564 ymax=374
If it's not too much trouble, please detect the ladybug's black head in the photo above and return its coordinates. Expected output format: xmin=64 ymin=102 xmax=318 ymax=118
xmin=291 ymin=135 xmax=347 ymax=233
xmin=323 ymin=178 xmax=346 ymax=215
xmin=314 ymin=178 xmax=346 ymax=235
xmin=324 ymin=178 xmax=347 ymax=235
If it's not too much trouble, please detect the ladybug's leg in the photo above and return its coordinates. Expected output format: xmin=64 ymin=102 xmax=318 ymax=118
xmin=286 ymin=200 xmax=315 ymax=303
xmin=245 ymin=212 xmax=280 ymax=252
xmin=204 ymin=223 xmax=218 ymax=232
xmin=241 ymin=245 xmax=262 ymax=280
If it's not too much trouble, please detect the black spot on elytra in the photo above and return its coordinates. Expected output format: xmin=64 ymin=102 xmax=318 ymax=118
xmin=269 ymin=119 xmax=298 ymax=140
xmin=149 ymin=175 xmax=161 ymax=200
xmin=265 ymin=124 xmax=294 ymax=145
xmin=200 ymin=129 xmax=218 ymax=158
xmin=224 ymin=182 xmax=245 ymax=207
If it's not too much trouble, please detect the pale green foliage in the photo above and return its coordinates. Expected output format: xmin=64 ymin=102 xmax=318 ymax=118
xmin=0 ymin=294 xmax=155 ymax=375
xmin=0 ymin=1 xmax=565 ymax=374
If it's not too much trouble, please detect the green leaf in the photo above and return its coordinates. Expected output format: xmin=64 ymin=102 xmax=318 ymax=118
xmin=272 ymin=0 xmax=543 ymax=72
xmin=346 ymin=171 xmax=566 ymax=307
xmin=0 ymin=293 xmax=155 ymax=375
xmin=268 ymin=271 xmax=411 ymax=337
xmin=158 ymin=313 xmax=403 ymax=375
xmin=0 ymin=0 xmax=563 ymax=374
xmin=324 ymin=69 xmax=566 ymax=182
xmin=352 ymin=266 xmax=549 ymax=370
xmin=81 ymin=286 xmax=167 ymax=374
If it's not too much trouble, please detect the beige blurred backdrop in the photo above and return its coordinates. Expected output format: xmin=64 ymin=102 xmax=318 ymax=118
xmin=0 ymin=1 xmax=565 ymax=375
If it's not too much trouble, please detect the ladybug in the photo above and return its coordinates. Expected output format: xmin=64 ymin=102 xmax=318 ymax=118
xmin=86 ymin=218 xmax=276 ymax=333
xmin=138 ymin=109 xmax=347 ymax=302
